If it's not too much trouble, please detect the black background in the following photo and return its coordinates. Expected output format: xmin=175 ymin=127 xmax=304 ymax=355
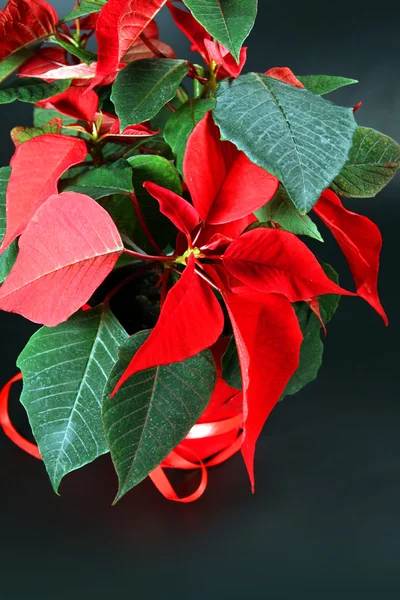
xmin=1 ymin=1 xmax=399 ymax=597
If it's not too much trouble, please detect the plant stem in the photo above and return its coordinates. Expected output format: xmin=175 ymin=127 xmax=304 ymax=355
xmin=123 ymin=249 xmax=173 ymax=262
xmin=130 ymin=193 xmax=165 ymax=255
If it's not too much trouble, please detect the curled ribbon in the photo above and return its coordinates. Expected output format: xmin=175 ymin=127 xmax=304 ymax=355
xmin=0 ymin=372 xmax=243 ymax=502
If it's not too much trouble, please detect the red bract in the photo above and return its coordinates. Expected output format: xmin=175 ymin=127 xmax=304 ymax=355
xmin=0 ymin=193 xmax=123 ymax=326
xmin=223 ymin=290 xmax=303 ymax=490
xmin=223 ymin=228 xmax=354 ymax=301
xmin=265 ymin=66 xmax=304 ymax=88
xmin=184 ymin=112 xmax=279 ymax=224
xmin=0 ymin=134 xmax=87 ymax=251
xmin=0 ymin=0 xmax=57 ymax=61
xmin=314 ymin=189 xmax=388 ymax=324
xmin=112 ymin=255 xmax=225 ymax=395
xmin=93 ymin=0 xmax=168 ymax=86
xmin=167 ymin=1 xmax=246 ymax=78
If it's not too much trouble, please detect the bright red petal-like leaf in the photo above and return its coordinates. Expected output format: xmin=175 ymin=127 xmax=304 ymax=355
xmin=32 ymin=62 xmax=97 ymax=81
xmin=18 ymin=47 xmax=67 ymax=79
xmin=265 ymin=66 xmax=304 ymax=88
xmin=144 ymin=181 xmax=199 ymax=234
xmin=123 ymin=38 xmax=176 ymax=62
xmin=111 ymin=255 xmax=224 ymax=396
xmin=197 ymin=214 xmax=256 ymax=249
xmin=184 ymin=113 xmax=278 ymax=224
xmin=0 ymin=192 xmax=123 ymax=326
xmin=203 ymin=39 xmax=246 ymax=78
xmin=0 ymin=0 xmax=58 ymax=61
xmin=103 ymin=118 xmax=158 ymax=142
xmin=224 ymin=228 xmax=353 ymax=301
xmin=0 ymin=134 xmax=87 ymax=252
xmin=94 ymin=0 xmax=168 ymax=86
xmin=167 ymin=1 xmax=207 ymax=59
xmin=314 ymin=189 xmax=387 ymax=324
xmin=37 ymin=84 xmax=99 ymax=122
xmin=224 ymin=291 xmax=302 ymax=490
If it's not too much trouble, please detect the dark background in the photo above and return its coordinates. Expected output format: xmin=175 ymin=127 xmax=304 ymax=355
xmin=1 ymin=1 xmax=399 ymax=597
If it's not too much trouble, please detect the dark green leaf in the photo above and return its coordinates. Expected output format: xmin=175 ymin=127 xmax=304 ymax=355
xmin=17 ymin=307 xmax=128 ymax=493
xmin=182 ymin=0 xmax=257 ymax=62
xmin=62 ymin=0 xmax=107 ymax=21
xmin=33 ymin=106 xmax=77 ymax=128
xmin=214 ymin=73 xmax=357 ymax=212
xmin=331 ymin=126 xmax=400 ymax=198
xmin=222 ymin=338 xmax=242 ymax=390
xmin=283 ymin=302 xmax=323 ymax=397
xmin=98 ymin=194 xmax=137 ymax=241
xmin=102 ymin=331 xmax=216 ymax=502
xmin=0 ymin=48 xmax=34 ymax=84
xmin=0 ymin=78 xmax=71 ymax=105
xmin=63 ymin=159 xmax=134 ymax=199
xmin=52 ymin=37 xmax=97 ymax=65
xmin=297 ymin=75 xmax=358 ymax=95
xmin=111 ymin=59 xmax=189 ymax=130
xmin=127 ymin=155 xmax=182 ymax=251
xmin=255 ymin=186 xmax=323 ymax=241
xmin=0 ymin=167 xmax=17 ymax=282
xmin=283 ymin=263 xmax=340 ymax=397
xmin=164 ymin=99 xmax=215 ymax=173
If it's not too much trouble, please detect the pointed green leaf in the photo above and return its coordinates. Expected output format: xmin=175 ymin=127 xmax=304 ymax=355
xmin=63 ymin=159 xmax=134 ymax=200
xmin=62 ymin=0 xmax=107 ymax=22
xmin=255 ymin=186 xmax=323 ymax=241
xmin=182 ymin=0 xmax=257 ymax=62
xmin=0 ymin=78 xmax=71 ymax=105
xmin=214 ymin=73 xmax=357 ymax=212
xmin=331 ymin=126 xmax=400 ymax=198
xmin=0 ymin=48 xmax=34 ymax=84
xmin=111 ymin=59 xmax=189 ymax=130
xmin=127 ymin=154 xmax=182 ymax=251
xmin=102 ymin=331 xmax=217 ymax=502
xmin=51 ymin=37 xmax=97 ymax=65
xmin=164 ymin=99 xmax=215 ymax=173
xmin=297 ymin=75 xmax=358 ymax=95
xmin=0 ymin=167 xmax=17 ymax=283
xmin=17 ymin=307 xmax=128 ymax=493
xmin=283 ymin=263 xmax=340 ymax=398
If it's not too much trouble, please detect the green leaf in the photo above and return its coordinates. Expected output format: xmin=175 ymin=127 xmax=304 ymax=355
xmin=331 ymin=126 xmax=400 ymax=198
xmin=283 ymin=302 xmax=324 ymax=397
xmin=222 ymin=338 xmax=242 ymax=390
xmin=63 ymin=159 xmax=134 ymax=200
xmin=255 ymin=186 xmax=323 ymax=241
xmin=297 ymin=75 xmax=358 ymax=95
xmin=11 ymin=121 xmax=62 ymax=145
xmin=51 ymin=37 xmax=97 ymax=65
xmin=111 ymin=59 xmax=189 ymax=131
xmin=284 ymin=263 xmax=340 ymax=398
xmin=127 ymin=155 xmax=182 ymax=251
xmin=99 ymin=194 xmax=137 ymax=241
xmin=0 ymin=78 xmax=71 ymax=105
xmin=0 ymin=167 xmax=17 ymax=283
xmin=182 ymin=0 xmax=257 ymax=62
xmin=0 ymin=48 xmax=34 ymax=84
xmin=164 ymin=99 xmax=215 ymax=173
xmin=62 ymin=0 xmax=107 ymax=21
xmin=17 ymin=307 xmax=128 ymax=493
xmin=214 ymin=73 xmax=357 ymax=212
xmin=102 ymin=331 xmax=216 ymax=502
xmin=33 ymin=106 xmax=77 ymax=128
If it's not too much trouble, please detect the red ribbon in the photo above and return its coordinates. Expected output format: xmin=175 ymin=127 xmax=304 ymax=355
xmin=0 ymin=372 xmax=243 ymax=502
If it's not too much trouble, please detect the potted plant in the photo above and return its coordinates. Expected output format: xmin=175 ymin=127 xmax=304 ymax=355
xmin=0 ymin=0 xmax=398 ymax=503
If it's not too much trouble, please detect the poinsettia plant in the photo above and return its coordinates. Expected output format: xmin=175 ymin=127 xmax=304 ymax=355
xmin=0 ymin=0 xmax=398 ymax=503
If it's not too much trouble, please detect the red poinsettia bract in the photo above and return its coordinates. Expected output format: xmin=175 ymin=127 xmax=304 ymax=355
xmin=110 ymin=112 xmax=354 ymax=488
